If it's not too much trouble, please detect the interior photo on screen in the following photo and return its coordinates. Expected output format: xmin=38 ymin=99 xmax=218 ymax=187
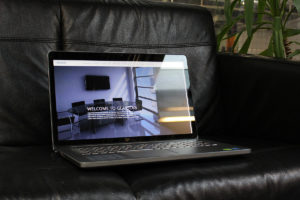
xmin=54 ymin=58 xmax=193 ymax=141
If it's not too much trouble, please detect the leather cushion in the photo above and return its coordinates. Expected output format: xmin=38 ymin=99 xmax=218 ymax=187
xmin=117 ymin=138 xmax=300 ymax=200
xmin=61 ymin=0 xmax=215 ymax=46
xmin=0 ymin=146 xmax=135 ymax=200
xmin=0 ymin=0 xmax=60 ymax=145
xmin=217 ymin=53 xmax=300 ymax=143
xmin=1 ymin=139 xmax=300 ymax=200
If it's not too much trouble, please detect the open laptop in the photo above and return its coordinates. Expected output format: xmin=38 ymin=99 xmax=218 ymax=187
xmin=48 ymin=51 xmax=250 ymax=168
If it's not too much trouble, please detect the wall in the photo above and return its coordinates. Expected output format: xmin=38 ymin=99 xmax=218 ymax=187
xmin=54 ymin=66 xmax=135 ymax=112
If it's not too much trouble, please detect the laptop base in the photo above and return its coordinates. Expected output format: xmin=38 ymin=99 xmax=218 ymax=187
xmin=58 ymin=139 xmax=251 ymax=168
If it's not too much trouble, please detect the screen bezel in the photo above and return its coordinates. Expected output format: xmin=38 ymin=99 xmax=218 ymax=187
xmin=48 ymin=51 xmax=197 ymax=146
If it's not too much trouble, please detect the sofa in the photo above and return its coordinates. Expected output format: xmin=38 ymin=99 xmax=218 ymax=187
xmin=1 ymin=0 xmax=300 ymax=199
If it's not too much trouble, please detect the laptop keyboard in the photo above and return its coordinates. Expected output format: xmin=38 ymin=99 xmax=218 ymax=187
xmin=72 ymin=140 xmax=218 ymax=156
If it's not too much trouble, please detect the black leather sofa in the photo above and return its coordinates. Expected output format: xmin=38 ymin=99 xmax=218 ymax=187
xmin=1 ymin=0 xmax=300 ymax=199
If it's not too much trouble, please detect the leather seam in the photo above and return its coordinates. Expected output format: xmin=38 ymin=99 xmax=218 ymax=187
xmin=63 ymin=40 xmax=215 ymax=48
xmin=58 ymin=0 xmax=64 ymax=50
xmin=0 ymin=37 xmax=59 ymax=43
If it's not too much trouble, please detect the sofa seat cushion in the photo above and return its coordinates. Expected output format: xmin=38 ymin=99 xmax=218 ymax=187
xmin=2 ymin=140 xmax=300 ymax=200
xmin=0 ymin=146 xmax=135 ymax=200
xmin=117 ymin=138 xmax=300 ymax=200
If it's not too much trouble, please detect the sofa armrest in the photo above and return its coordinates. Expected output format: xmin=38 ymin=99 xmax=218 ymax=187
xmin=217 ymin=53 xmax=300 ymax=143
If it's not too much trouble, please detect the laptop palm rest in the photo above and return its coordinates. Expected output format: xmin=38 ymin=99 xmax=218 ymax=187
xmin=86 ymin=150 xmax=177 ymax=161
xmin=123 ymin=150 xmax=177 ymax=158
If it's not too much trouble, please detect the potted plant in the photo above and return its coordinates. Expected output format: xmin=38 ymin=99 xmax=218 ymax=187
xmin=217 ymin=0 xmax=300 ymax=59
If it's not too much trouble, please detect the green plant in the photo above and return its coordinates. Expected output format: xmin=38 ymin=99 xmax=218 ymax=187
xmin=217 ymin=0 xmax=300 ymax=59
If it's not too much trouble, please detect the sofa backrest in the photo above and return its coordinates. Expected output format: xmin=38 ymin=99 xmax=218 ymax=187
xmin=0 ymin=0 xmax=218 ymax=145
xmin=0 ymin=0 xmax=60 ymax=145
xmin=218 ymin=53 xmax=300 ymax=143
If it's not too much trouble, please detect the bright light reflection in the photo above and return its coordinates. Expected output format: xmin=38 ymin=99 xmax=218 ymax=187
xmin=161 ymin=107 xmax=194 ymax=111
xmin=158 ymin=116 xmax=195 ymax=123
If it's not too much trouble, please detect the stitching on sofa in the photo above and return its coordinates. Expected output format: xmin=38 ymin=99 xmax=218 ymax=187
xmin=63 ymin=40 xmax=215 ymax=48
xmin=0 ymin=37 xmax=59 ymax=43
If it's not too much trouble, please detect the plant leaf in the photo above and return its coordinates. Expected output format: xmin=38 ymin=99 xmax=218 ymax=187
xmin=217 ymin=24 xmax=233 ymax=51
xmin=273 ymin=0 xmax=281 ymax=16
xmin=237 ymin=21 xmax=268 ymax=54
xmin=266 ymin=0 xmax=274 ymax=16
xmin=232 ymin=29 xmax=245 ymax=51
xmin=231 ymin=0 xmax=241 ymax=13
xmin=260 ymin=47 xmax=274 ymax=57
xmin=224 ymin=0 xmax=232 ymax=24
xmin=239 ymin=35 xmax=253 ymax=54
xmin=283 ymin=29 xmax=300 ymax=37
xmin=273 ymin=16 xmax=286 ymax=58
xmin=283 ymin=8 xmax=294 ymax=29
xmin=288 ymin=49 xmax=300 ymax=58
xmin=294 ymin=0 xmax=300 ymax=15
xmin=216 ymin=15 xmax=244 ymax=50
xmin=280 ymin=0 xmax=288 ymax=17
xmin=257 ymin=0 xmax=267 ymax=23
xmin=260 ymin=36 xmax=274 ymax=57
xmin=245 ymin=0 xmax=254 ymax=36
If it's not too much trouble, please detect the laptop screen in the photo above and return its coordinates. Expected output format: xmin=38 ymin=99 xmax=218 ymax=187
xmin=50 ymin=53 xmax=195 ymax=143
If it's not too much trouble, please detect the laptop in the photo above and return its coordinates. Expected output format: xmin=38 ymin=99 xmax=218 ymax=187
xmin=48 ymin=51 xmax=250 ymax=168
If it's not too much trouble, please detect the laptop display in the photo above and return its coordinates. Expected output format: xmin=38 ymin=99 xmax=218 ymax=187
xmin=51 ymin=53 xmax=194 ymax=141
